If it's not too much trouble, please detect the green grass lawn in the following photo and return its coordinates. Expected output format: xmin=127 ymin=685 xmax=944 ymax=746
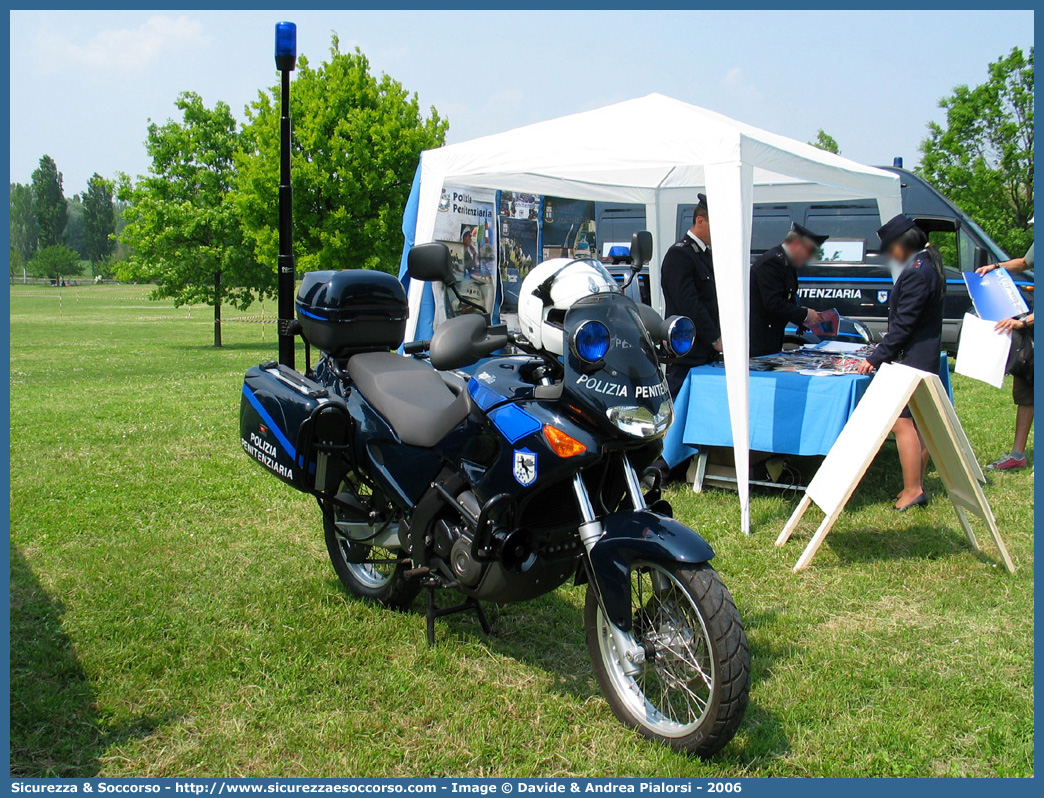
xmin=9 ymin=283 xmax=1034 ymax=778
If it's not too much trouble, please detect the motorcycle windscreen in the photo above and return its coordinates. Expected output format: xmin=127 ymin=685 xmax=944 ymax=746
xmin=562 ymin=294 xmax=673 ymax=440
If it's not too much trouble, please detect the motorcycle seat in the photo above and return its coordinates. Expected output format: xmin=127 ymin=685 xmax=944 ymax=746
xmin=346 ymin=352 xmax=470 ymax=448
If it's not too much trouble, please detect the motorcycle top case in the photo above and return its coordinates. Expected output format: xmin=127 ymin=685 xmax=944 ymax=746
xmin=240 ymin=364 xmax=350 ymax=494
xmin=296 ymin=269 xmax=408 ymax=359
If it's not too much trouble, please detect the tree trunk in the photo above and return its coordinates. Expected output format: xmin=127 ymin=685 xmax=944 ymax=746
xmin=213 ymin=271 xmax=222 ymax=348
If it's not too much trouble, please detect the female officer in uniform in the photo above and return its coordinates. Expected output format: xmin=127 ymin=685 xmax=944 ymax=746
xmin=856 ymin=214 xmax=946 ymax=511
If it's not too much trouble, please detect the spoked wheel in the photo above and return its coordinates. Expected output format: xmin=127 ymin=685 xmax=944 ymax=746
xmin=323 ymin=480 xmax=420 ymax=608
xmin=585 ymin=562 xmax=749 ymax=757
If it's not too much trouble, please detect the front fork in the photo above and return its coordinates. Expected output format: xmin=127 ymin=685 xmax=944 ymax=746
xmin=573 ymin=456 xmax=649 ymax=676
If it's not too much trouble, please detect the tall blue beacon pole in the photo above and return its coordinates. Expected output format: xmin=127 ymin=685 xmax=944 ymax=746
xmin=275 ymin=21 xmax=297 ymax=369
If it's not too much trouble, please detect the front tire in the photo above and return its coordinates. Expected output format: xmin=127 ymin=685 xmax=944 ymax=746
xmin=585 ymin=562 xmax=749 ymax=757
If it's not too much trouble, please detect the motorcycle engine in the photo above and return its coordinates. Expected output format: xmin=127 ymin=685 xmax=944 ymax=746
xmin=450 ymin=536 xmax=484 ymax=585
xmin=431 ymin=519 xmax=483 ymax=586
xmin=442 ymin=491 xmax=482 ymax=586
xmin=432 ymin=518 xmax=461 ymax=560
xmin=433 ymin=490 xmax=536 ymax=588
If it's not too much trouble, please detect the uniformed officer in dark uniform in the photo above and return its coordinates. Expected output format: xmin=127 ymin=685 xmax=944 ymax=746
xmin=857 ymin=214 xmax=946 ymax=511
xmin=749 ymin=223 xmax=829 ymax=357
xmin=859 ymin=215 xmax=945 ymax=376
xmin=660 ymin=194 xmax=718 ymax=397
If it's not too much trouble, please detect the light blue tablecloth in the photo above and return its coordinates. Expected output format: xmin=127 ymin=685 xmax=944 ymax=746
xmin=661 ymin=354 xmax=952 ymax=467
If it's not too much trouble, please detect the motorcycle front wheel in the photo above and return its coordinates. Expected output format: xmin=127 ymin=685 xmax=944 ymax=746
xmin=585 ymin=561 xmax=749 ymax=757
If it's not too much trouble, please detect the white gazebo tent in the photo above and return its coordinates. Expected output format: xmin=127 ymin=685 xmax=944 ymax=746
xmin=404 ymin=94 xmax=902 ymax=533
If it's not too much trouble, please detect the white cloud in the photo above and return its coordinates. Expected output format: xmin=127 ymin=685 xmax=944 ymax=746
xmin=718 ymin=65 xmax=764 ymax=107
xmin=34 ymin=15 xmax=211 ymax=73
xmin=722 ymin=67 xmax=745 ymax=87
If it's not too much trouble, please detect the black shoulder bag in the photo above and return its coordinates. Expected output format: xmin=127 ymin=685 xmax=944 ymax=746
xmin=1007 ymin=324 xmax=1034 ymax=386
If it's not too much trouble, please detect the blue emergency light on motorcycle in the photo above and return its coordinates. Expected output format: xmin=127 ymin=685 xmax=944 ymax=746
xmin=666 ymin=316 xmax=695 ymax=356
xmin=572 ymin=320 xmax=611 ymax=362
xmin=275 ymin=21 xmax=297 ymax=71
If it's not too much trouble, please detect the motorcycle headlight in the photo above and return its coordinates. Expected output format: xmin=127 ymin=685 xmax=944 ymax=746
xmin=571 ymin=320 xmax=611 ymax=362
xmin=606 ymin=401 xmax=673 ymax=438
xmin=663 ymin=315 xmax=695 ymax=356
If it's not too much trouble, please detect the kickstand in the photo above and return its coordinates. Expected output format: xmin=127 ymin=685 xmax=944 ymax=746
xmin=426 ymin=586 xmax=493 ymax=646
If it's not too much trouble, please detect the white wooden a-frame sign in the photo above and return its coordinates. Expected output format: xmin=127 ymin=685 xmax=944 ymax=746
xmin=776 ymin=363 xmax=1014 ymax=573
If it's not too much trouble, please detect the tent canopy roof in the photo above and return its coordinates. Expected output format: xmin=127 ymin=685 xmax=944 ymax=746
xmin=419 ymin=93 xmax=900 ymax=205
xmin=405 ymin=94 xmax=903 ymax=534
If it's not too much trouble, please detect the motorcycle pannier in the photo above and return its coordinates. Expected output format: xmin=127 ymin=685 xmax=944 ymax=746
xmin=240 ymin=364 xmax=350 ymax=494
xmin=296 ymin=270 xmax=409 ymax=358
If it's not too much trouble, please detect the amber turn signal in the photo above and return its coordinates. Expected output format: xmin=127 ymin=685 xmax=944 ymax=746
xmin=543 ymin=425 xmax=586 ymax=457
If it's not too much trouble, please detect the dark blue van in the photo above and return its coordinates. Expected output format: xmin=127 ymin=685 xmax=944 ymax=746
xmin=598 ymin=166 xmax=1033 ymax=352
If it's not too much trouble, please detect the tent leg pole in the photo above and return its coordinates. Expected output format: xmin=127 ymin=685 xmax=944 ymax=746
xmin=776 ymin=494 xmax=811 ymax=547
xmin=692 ymin=453 xmax=708 ymax=494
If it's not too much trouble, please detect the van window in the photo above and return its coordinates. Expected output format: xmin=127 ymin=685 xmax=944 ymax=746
xmin=961 ymin=214 xmax=1009 ymax=262
xmin=676 ymin=205 xmax=697 ymax=239
xmin=751 ymin=215 xmax=792 ymax=254
xmin=806 ymin=212 xmax=881 ymax=252
xmin=958 ymin=226 xmax=978 ymax=271
xmin=597 ymin=207 xmax=644 ymax=261
xmin=927 ymin=229 xmax=959 ymax=269
xmin=817 ymin=240 xmax=866 ymax=263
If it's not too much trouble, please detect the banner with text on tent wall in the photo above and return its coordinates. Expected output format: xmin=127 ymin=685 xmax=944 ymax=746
xmin=541 ymin=197 xmax=596 ymax=262
xmin=498 ymin=191 xmax=541 ymax=317
xmin=433 ymin=186 xmax=498 ymax=325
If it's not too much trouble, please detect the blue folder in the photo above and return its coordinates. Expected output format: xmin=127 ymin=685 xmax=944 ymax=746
xmin=963 ymin=269 xmax=1029 ymax=321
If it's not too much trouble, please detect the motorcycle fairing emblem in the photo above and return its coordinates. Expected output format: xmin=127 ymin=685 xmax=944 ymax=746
xmin=513 ymin=449 xmax=537 ymax=486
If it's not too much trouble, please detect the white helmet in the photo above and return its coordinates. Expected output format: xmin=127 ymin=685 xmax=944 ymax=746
xmin=517 ymin=258 xmax=620 ymax=355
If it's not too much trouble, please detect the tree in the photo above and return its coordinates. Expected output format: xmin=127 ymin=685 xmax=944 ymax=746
xmin=9 ymin=182 xmax=37 ymax=263
xmin=31 ymin=155 xmax=67 ymax=247
xmin=83 ymin=173 xmax=116 ymax=265
xmin=10 ymin=248 xmax=24 ymax=281
xmin=236 ymin=38 xmax=448 ymax=275
xmin=918 ymin=47 xmax=1033 ymax=258
xmin=27 ymin=244 xmax=83 ymax=283
xmin=112 ymin=197 xmax=132 ymax=263
xmin=808 ymin=130 xmax=840 ymax=154
xmin=63 ymin=194 xmax=87 ymax=259
xmin=118 ymin=93 xmax=269 ymax=346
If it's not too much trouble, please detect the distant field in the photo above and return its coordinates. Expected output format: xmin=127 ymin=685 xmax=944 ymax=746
xmin=9 ymin=283 xmax=1034 ymax=777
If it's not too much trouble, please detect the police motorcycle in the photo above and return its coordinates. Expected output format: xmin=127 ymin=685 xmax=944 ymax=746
xmin=240 ymin=229 xmax=749 ymax=756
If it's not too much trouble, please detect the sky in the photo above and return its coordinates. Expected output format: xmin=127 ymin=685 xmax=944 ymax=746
xmin=8 ymin=9 xmax=1035 ymax=196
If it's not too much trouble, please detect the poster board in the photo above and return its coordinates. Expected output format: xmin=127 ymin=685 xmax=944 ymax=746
xmin=954 ymin=312 xmax=1011 ymax=389
xmin=499 ymin=192 xmax=541 ymax=221
xmin=963 ymin=268 xmax=1030 ymax=321
xmin=433 ymin=186 xmax=497 ymax=323
xmin=776 ymin=363 xmax=1013 ymax=573
xmin=541 ymin=197 xmax=596 ymax=261
xmin=498 ymin=215 xmax=539 ymax=316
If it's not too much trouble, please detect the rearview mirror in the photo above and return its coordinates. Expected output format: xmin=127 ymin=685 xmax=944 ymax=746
xmin=408 ymin=242 xmax=456 ymax=286
xmin=430 ymin=314 xmax=508 ymax=370
xmin=973 ymin=246 xmax=991 ymax=270
xmin=630 ymin=231 xmax=653 ymax=269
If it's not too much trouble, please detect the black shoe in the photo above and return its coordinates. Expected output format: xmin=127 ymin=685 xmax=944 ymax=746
xmin=895 ymin=492 xmax=928 ymax=512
